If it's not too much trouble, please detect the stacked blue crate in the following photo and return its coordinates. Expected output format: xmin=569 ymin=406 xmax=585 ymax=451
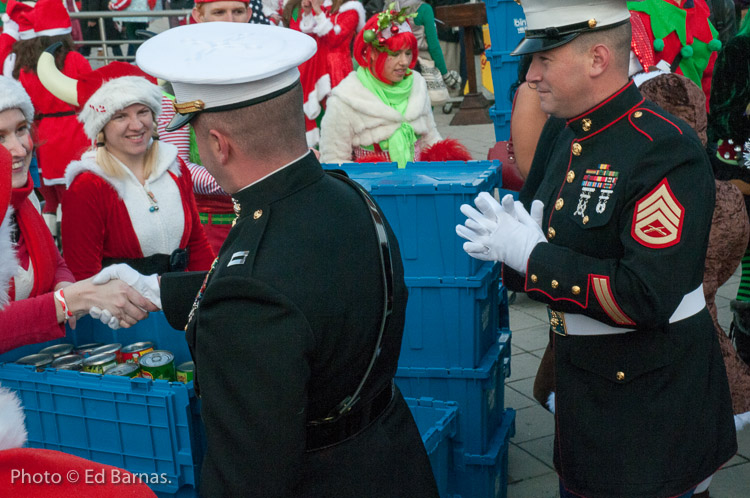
xmin=338 ymin=161 xmax=514 ymax=497
xmin=483 ymin=0 xmax=526 ymax=142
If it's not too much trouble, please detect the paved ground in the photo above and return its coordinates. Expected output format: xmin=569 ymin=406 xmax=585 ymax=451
xmin=434 ymin=109 xmax=750 ymax=498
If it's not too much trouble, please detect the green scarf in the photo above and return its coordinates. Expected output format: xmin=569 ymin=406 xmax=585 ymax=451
xmin=356 ymin=66 xmax=416 ymax=168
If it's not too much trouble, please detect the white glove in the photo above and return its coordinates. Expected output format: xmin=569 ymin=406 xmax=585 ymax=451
xmin=442 ymin=70 xmax=461 ymax=90
xmin=89 ymin=306 xmax=120 ymax=330
xmin=92 ymin=263 xmax=162 ymax=309
xmin=456 ymin=192 xmax=546 ymax=273
xmin=2 ymin=16 xmax=19 ymax=41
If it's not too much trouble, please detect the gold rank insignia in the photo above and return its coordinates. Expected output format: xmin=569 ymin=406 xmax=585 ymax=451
xmin=632 ymin=178 xmax=684 ymax=249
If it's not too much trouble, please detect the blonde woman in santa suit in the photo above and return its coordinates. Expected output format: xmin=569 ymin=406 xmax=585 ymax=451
xmin=37 ymin=55 xmax=215 ymax=282
xmin=0 ymin=77 xmax=158 ymax=348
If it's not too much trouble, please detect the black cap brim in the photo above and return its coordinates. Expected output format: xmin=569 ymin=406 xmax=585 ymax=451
xmin=510 ymin=33 xmax=580 ymax=56
xmin=165 ymin=111 xmax=196 ymax=132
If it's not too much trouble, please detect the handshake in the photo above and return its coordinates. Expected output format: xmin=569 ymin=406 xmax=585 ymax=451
xmin=86 ymin=264 xmax=162 ymax=330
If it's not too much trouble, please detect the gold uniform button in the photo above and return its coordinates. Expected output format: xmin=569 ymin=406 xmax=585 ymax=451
xmin=616 ymin=371 xmax=625 ymax=381
xmin=547 ymin=227 xmax=556 ymax=239
xmin=582 ymin=118 xmax=592 ymax=132
xmin=566 ymin=171 xmax=575 ymax=183
xmin=253 ymin=209 xmax=263 ymax=220
xmin=633 ymin=111 xmax=643 ymax=118
xmin=551 ymin=280 xmax=559 ymax=289
xmin=530 ymin=274 xmax=538 ymax=283
xmin=582 ymin=215 xmax=590 ymax=224
xmin=572 ymin=143 xmax=582 ymax=156
xmin=572 ymin=285 xmax=581 ymax=295
xmin=555 ymin=198 xmax=564 ymax=210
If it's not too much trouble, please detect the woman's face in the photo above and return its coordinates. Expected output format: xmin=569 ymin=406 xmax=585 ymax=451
xmin=0 ymin=108 xmax=33 ymax=189
xmin=380 ymin=48 xmax=412 ymax=84
xmin=102 ymin=103 xmax=153 ymax=163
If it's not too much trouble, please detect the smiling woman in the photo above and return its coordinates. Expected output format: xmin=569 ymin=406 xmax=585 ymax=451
xmin=36 ymin=56 xmax=215 ymax=281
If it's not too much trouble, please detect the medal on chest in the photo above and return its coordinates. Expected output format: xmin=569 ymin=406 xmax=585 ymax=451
xmin=573 ymin=164 xmax=619 ymax=219
xmin=185 ymin=257 xmax=219 ymax=331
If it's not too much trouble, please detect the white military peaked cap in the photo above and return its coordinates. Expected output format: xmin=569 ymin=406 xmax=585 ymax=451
xmin=135 ymin=22 xmax=317 ymax=131
xmin=511 ymin=0 xmax=631 ymax=55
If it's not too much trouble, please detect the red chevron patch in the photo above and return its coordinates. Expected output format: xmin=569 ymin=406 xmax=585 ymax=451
xmin=632 ymin=179 xmax=684 ymax=248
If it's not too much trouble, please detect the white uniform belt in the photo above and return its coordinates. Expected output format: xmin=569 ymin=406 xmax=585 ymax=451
xmin=548 ymin=285 xmax=705 ymax=336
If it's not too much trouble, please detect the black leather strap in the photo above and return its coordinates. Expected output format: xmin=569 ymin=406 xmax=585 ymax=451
xmin=102 ymin=248 xmax=188 ymax=276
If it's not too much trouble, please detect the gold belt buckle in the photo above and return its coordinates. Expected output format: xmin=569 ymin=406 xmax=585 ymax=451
xmin=548 ymin=308 xmax=568 ymax=336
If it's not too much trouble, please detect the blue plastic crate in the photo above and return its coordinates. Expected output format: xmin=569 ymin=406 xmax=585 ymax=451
xmin=0 ymin=313 xmax=201 ymax=498
xmin=486 ymin=49 xmax=520 ymax=109
xmin=401 ymin=262 xmax=500 ymax=369
xmin=451 ymin=408 xmax=515 ymax=498
xmin=484 ymin=0 xmax=526 ymax=52
xmin=325 ymin=161 xmax=501 ymax=278
xmin=396 ymin=342 xmax=508 ymax=455
xmin=489 ymin=106 xmax=512 ymax=142
xmin=406 ymin=398 xmax=459 ymax=498
xmin=498 ymin=328 xmax=512 ymax=379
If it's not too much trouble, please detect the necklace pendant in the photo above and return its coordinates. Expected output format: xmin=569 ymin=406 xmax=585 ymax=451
xmin=149 ymin=206 xmax=159 ymax=212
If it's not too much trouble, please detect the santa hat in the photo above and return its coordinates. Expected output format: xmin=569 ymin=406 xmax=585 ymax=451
xmin=194 ymin=0 xmax=249 ymax=3
xmin=0 ymin=76 xmax=34 ymax=124
xmin=5 ymin=0 xmax=36 ymax=40
xmin=36 ymin=53 xmax=161 ymax=140
xmin=30 ymin=0 xmax=72 ymax=38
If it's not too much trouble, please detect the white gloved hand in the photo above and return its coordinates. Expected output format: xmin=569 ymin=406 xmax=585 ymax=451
xmin=2 ymin=16 xmax=19 ymax=41
xmin=92 ymin=263 xmax=162 ymax=309
xmin=456 ymin=193 xmax=547 ymax=273
xmin=89 ymin=306 xmax=120 ymax=330
xmin=442 ymin=70 xmax=461 ymax=90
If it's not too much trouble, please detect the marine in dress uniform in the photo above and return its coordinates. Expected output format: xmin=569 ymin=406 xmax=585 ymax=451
xmin=457 ymin=1 xmax=737 ymax=497
xmin=135 ymin=23 xmax=439 ymax=497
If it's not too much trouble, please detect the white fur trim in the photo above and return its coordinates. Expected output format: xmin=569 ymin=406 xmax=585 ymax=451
xmin=34 ymin=27 xmax=72 ymax=37
xmin=303 ymin=74 xmax=331 ymax=120
xmin=65 ymin=142 xmax=180 ymax=198
xmin=632 ymin=68 xmax=669 ymax=88
xmin=0 ymin=76 xmax=34 ymax=124
xmin=0 ymin=385 xmax=27 ymax=450
xmin=312 ymin=12 xmax=335 ymax=36
xmin=735 ymin=411 xmax=750 ymax=431
xmin=546 ymin=392 xmax=555 ymax=414
xmin=306 ymin=127 xmax=320 ymax=147
xmin=319 ymin=71 xmax=441 ymax=164
xmin=299 ymin=12 xmax=316 ymax=33
xmin=338 ymin=1 xmax=365 ymax=32
xmin=0 ymin=210 xmax=18 ymax=309
xmin=78 ymin=76 xmax=163 ymax=141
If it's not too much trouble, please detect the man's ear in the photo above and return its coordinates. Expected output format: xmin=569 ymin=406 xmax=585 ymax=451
xmin=191 ymin=7 xmax=202 ymax=23
xmin=208 ymin=129 xmax=232 ymax=165
xmin=590 ymin=43 xmax=610 ymax=78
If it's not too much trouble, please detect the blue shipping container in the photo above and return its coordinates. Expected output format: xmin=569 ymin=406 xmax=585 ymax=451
xmin=327 ymin=160 xmax=501 ymax=279
xmin=485 ymin=49 xmax=520 ymax=109
xmin=406 ymin=398 xmax=459 ymax=498
xmin=451 ymin=408 xmax=516 ymax=498
xmin=489 ymin=105 xmax=513 ymax=143
xmin=401 ymin=262 xmax=500 ymax=369
xmin=484 ymin=0 xmax=526 ymax=53
xmin=396 ymin=341 xmax=508 ymax=455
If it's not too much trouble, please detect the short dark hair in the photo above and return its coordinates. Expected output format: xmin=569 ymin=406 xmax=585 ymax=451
xmin=571 ymin=22 xmax=632 ymax=75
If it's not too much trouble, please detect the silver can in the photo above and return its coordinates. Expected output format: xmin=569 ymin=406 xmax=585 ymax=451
xmin=75 ymin=343 xmax=103 ymax=358
xmin=16 ymin=353 xmax=54 ymax=371
xmin=38 ymin=343 xmax=74 ymax=359
xmin=89 ymin=343 xmax=123 ymax=363
xmin=50 ymin=354 xmax=84 ymax=371
xmin=104 ymin=363 xmax=141 ymax=378
xmin=82 ymin=353 xmax=117 ymax=374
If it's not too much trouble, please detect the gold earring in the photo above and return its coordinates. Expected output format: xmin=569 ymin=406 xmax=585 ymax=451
xmin=96 ymin=131 xmax=105 ymax=148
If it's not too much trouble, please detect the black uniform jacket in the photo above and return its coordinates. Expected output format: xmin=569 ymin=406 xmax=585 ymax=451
xmin=162 ymin=152 xmax=438 ymax=497
xmin=505 ymin=82 xmax=737 ymax=498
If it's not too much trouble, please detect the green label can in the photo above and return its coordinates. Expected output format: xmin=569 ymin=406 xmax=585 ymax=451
xmin=104 ymin=363 xmax=141 ymax=378
xmin=38 ymin=343 xmax=74 ymax=359
xmin=51 ymin=354 xmax=83 ymax=371
xmin=16 ymin=353 xmax=54 ymax=372
xmin=121 ymin=342 xmax=155 ymax=364
xmin=139 ymin=350 xmax=176 ymax=381
xmin=82 ymin=353 xmax=118 ymax=374
xmin=176 ymin=361 xmax=194 ymax=383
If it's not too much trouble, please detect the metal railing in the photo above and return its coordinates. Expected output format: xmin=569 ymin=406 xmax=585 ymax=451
xmin=69 ymin=10 xmax=192 ymax=64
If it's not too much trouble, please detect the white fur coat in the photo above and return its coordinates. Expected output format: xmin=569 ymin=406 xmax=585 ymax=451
xmin=319 ymin=71 xmax=441 ymax=164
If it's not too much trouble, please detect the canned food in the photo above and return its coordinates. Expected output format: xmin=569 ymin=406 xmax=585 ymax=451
xmin=16 ymin=353 xmax=53 ymax=371
xmin=176 ymin=361 xmax=194 ymax=384
xmin=104 ymin=362 xmax=141 ymax=378
xmin=82 ymin=352 xmax=117 ymax=374
xmin=50 ymin=354 xmax=83 ymax=371
xmin=121 ymin=341 xmax=154 ymax=364
xmin=75 ymin=343 xmax=103 ymax=358
xmin=38 ymin=343 xmax=74 ymax=359
xmin=89 ymin=343 xmax=123 ymax=363
xmin=139 ymin=350 xmax=176 ymax=381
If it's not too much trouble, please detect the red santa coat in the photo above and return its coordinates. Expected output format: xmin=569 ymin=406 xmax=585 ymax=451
xmin=61 ymin=143 xmax=214 ymax=281
xmin=19 ymin=52 xmax=91 ymax=184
